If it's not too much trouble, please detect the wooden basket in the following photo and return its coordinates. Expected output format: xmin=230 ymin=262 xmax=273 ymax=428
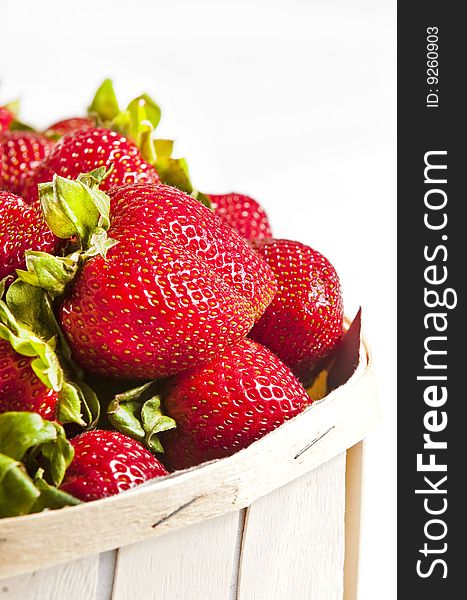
xmin=0 ymin=333 xmax=379 ymax=599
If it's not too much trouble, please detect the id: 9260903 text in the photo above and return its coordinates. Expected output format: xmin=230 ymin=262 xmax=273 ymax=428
xmin=426 ymin=26 xmax=439 ymax=108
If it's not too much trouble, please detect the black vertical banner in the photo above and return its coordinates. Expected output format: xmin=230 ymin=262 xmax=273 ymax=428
xmin=398 ymin=2 xmax=464 ymax=597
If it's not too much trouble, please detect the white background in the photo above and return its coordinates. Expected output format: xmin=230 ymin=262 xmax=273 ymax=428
xmin=1 ymin=1 xmax=396 ymax=597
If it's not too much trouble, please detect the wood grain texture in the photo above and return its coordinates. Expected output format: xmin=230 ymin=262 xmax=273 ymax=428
xmin=0 ymin=339 xmax=379 ymax=580
xmin=96 ymin=551 xmax=117 ymax=600
xmin=112 ymin=510 xmax=241 ymax=600
xmin=0 ymin=555 xmax=99 ymax=600
xmin=238 ymin=453 xmax=347 ymax=600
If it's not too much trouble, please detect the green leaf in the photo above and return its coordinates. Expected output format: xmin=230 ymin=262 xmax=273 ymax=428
xmin=39 ymin=423 xmax=74 ymax=486
xmin=107 ymin=382 xmax=153 ymax=442
xmin=112 ymin=381 xmax=155 ymax=403
xmin=56 ymin=382 xmax=86 ymax=427
xmin=77 ymin=381 xmax=101 ymax=429
xmin=6 ymin=279 xmax=60 ymax=340
xmin=30 ymin=340 xmax=63 ymax=391
xmin=108 ymin=399 xmax=145 ymax=441
xmin=5 ymin=279 xmax=80 ymax=379
xmin=153 ymin=149 xmax=212 ymax=209
xmin=88 ymin=79 xmax=120 ymax=122
xmin=57 ymin=380 xmax=100 ymax=428
xmin=127 ymin=94 xmax=161 ymax=131
xmin=155 ymin=156 xmax=193 ymax=194
xmin=0 ymin=412 xmax=74 ymax=491
xmin=141 ymin=397 xmax=176 ymax=453
xmin=77 ymin=166 xmax=111 ymax=191
xmin=153 ymin=139 xmax=174 ymax=159
xmin=193 ymin=191 xmax=212 ymax=210
xmin=29 ymin=471 xmax=81 ymax=513
xmin=108 ymin=383 xmax=176 ymax=453
xmin=0 ymin=313 xmax=63 ymax=392
xmin=4 ymin=99 xmax=19 ymax=118
xmin=0 ymin=454 xmax=40 ymax=518
xmin=39 ymin=174 xmax=112 ymax=247
xmin=0 ymin=277 xmax=9 ymax=298
xmin=112 ymin=94 xmax=161 ymax=163
xmin=9 ymin=120 xmax=36 ymax=132
xmin=0 ymin=412 xmax=57 ymax=460
xmin=16 ymin=251 xmax=79 ymax=299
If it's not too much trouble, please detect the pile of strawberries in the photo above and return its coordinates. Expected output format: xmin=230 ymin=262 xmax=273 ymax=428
xmin=0 ymin=81 xmax=344 ymax=517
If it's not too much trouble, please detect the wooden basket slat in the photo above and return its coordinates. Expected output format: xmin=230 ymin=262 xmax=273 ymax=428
xmin=112 ymin=509 xmax=241 ymax=600
xmin=0 ymin=555 xmax=99 ymax=600
xmin=238 ymin=452 xmax=346 ymax=600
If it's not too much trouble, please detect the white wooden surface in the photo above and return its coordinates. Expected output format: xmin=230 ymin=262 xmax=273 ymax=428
xmin=112 ymin=510 xmax=241 ymax=600
xmin=0 ymin=555 xmax=99 ymax=600
xmin=238 ymin=453 xmax=346 ymax=600
xmin=0 ymin=453 xmax=350 ymax=600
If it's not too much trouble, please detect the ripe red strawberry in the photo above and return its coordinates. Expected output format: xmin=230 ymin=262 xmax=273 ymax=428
xmin=0 ymin=131 xmax=54 ymax=196
xmin=208 ymin=193 xmax=272 ymax=242
xmin=0 ymin=106 xmax=14 ymax=132
xmin=0 ymin=191 xmax=59 ymax=280
xmin=250 ymin=239 xmax=344 ymax=386
xmin=60 ymin=429 xmax=168 ymax=501
xmin=45 ymin=116 xmax=95 ymax=138
xmin=23 ymin=128 xmax=159 ymax=201
xmin=58 ymin=183 xmax=277 ymax=380
xmin=0 ymin=339 xmax=58 ymax=419
xmin=159 ymin=338 xmax=310 ymax=471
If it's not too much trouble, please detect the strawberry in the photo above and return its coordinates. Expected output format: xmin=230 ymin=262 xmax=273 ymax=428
xmin=208 ymin=193 xmax=272 ymax=242
xmin=0 ymin=190 xmax=59 ymax=280
xmin=0 ymin=106 xmax=14 ymax=132
xmin=159 ymin=338 xmax=310 ymax=471
xmin=0 ymin=131 xmax=54 ymax=196
xmin=23 ymin=128 xmax=159 ymax=201
xmin=249 ymin=239 xmax=344 ymax=386
xmin=55 ymin=182 xmax=276 ymax=380
xmin=60 ymin=429 xmax=168 ymax=501
xmin=45 ymin=117 xmax=95 ymax=138
xmin=0 ymin=339 xmax=58 ymax=419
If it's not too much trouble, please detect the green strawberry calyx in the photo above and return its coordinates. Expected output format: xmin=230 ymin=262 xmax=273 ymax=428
xmin=20 ymin=170 xmax=118 ymax=296
xmin=87 ymin=80 xmax=211 ymax=208
xmin=0 ymin=412 xmax=79 ymax=518
xmin=153 ymin=139 xmax=212 ymax=209
xmin=0 ymin=278 xmax=63 ymax=392
xmin=21 ymin=170 xmax=118 ymax=297
xmin=30 ymin=469 xmax=81 ymax=514
xmin=88 ymin=79 xmax=120 ymax=123
xmin=39 ymin=169 xmax=116 ymax=248
xmin=112 ymin=94 xmax=161 ymax=163
xmin=88 ymin=79 xmax=161 ymax=163
xmin=107 ymin=382 xmax=176 ymax=453
xmin=16 ymin=251 xmax=80 ymax=300
xmin=0 ymin=454 xmax=39 ymax=518
xmin=13 ymin=167 xmax=117 ymax=306
xmin=0 ymin=278 xmax=100 ymax=427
